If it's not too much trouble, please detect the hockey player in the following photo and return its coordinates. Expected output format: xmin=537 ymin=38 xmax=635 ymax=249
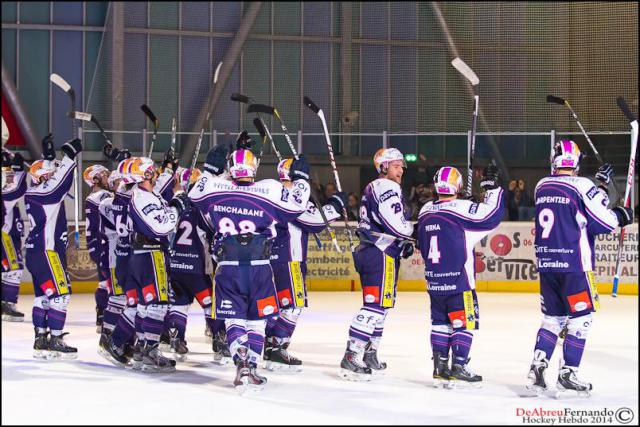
xmin=25 ymin=135 xmax=83 ymax=359
xmin=340 ymin=148 xmax=414 ymax=381
xmin=417 ymin=165 xmax=504 ymax=387
xmin=526 ymin=140 xmax=633 ymax=397
xmin=1 ymin=149 xmax=28 ymax=321
xmin=189 ymin=139 xmax=312 ymax=391
xmin=263 ymin=158 xmax=344 ymax=371
xmin=165 ymin=167 xmax=223 ymax=362
xmin=83 ymin=164 xmax=112 ymax=332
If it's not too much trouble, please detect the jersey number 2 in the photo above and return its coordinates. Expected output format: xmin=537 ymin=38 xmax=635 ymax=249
xmin=176 ymin=221 xmax=193 ymax=245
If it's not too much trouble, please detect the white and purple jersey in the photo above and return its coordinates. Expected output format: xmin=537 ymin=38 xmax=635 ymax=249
xmin=534 ymin=175 xmax=619 ymax=273
xmin=2 ymin=171 xmax=27 ymax=240
xmin=25 ymin=156 xmax=76 ymax=253
xmin=128 ymin=185 xmax=180 ymax=252
xmin=417 ymin=188 xmax=504 ymax=295
xmin=357 ymin=178 xmax=413 ymax=258
xmin=188 ymin=173 xmax=311 ymax=243
xmin=170 ymin=207 xmax=212 ymax=275
xmin=85 ymin=189 xmax=112 ymax=263
xmin=271 ymin=201 xmax=341 ymax=263
xmin=98 ymin=194 xmax=118 ymax=268
xmin=111 ymin=185 xmax=133 ymax=258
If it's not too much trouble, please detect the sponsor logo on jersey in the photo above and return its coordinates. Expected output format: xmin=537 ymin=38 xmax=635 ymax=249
xmin=586 ymin=186 xmax=598 ymax=200
xmin=469 ymin=203 xmax=479 ymax=214
xmin=538 ymin=260 xmax=570 ymax=269
xmin=220 ymin=299 xmax=233 ymax=309
xmin=257 ymin=295 xmax=278 ymax=317
xmin=142 ymin=203 xmax=162 ymax=215
xmin=379 ymin=189 xmax=397 ymax=202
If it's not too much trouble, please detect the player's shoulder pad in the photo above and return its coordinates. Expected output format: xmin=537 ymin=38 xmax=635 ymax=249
xmin=87 ymin=189 xmax=112 ymax=204
xmin=372 ymin=178 xmax=401 ymax=202
xmin=417 ymin=200 xmax=435 ymax=219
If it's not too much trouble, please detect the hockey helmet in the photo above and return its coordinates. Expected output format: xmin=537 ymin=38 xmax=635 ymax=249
xmin=83 ymin=164 xmax=109 ymax=187
xmin=552 ymin=139 xmax=582 ymax=171
xmin=107 ymin=169 xmax=122 ymax=190
xmin=433 ymin=166 xmax=463 ymax=196
xmin=117 ymin=157 xmax=137 ymax=185
xmin=277 ymin=158 xmax=294 ymax=181
xmin=176 ymin=166 xmax=202 ymax=189
xmin=128 ymin=157 xmax=156 ymax=183
xmin=228 ymin=148 xmax=258 ymax=179
xmin=29 ymin=159 xmax=58 ymax=185
xmin=374 ymin=148 xmax=405 ymax=173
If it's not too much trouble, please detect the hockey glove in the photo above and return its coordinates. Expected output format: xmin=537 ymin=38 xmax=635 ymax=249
xmin=204 ymin=145 xmax=228 ymax=176
xmin=162 ymin=148 xmax=179 ymax=173
xmin=612 ymin=206 xmax=634 ymax=228
xmin=11 ymin=152 xmax=26 ymax=172
xmin=169 ymin=191 xmax=191 ymax=217
xmin=42 ymin=133 xmax=56 ymax=161
xmin=114 ymin=148 xmax=131 ymax=162
xmin=290 ymin=155 xmax=310 ymax=182
xmin=328 ymin=191 xmax=347 ymax=212
xmin=399 ymin=240 xmax=414 ymax=259
xmin=595 ymin=163 xmax=614 ymax=188
xmin=61 ymin=138 xmax=83 ymax=160
xmin=1 ymin=150 xmax=11 ymax=167
xmin=235 ymin=130 xmax=253 ymax=150
xmin=480 ymin=164 xmax=501 ymax=191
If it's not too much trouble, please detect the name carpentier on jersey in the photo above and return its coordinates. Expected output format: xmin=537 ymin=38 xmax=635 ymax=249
xmin=535 ymin=195 xmax=571 ymax=204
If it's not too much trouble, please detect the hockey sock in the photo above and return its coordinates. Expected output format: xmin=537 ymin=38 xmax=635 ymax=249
xmin=430 ymin=325 xmax=452 ymax=355
xmin=534 ymin=328 xmax=558 ymax=360
xmin=103 ymin=296 xmax=125 ymax=331
xmin=226 ymin=319 xmax=249 ymax=363
xmin=143 ymin=304 xmax=168 ymax=346
xmin=95 ymin=286 xmax=109 ymax=312
xmin=210 ymin=317 xmax=224 ymax=334
xmin=348 ymin=306 xmax=386 ymax=343
xmin=270 ymin=308 xmax=301 ymax=340
xmin=247 ymin=319 xmax=266 ymax=365
xmin=167 ymin=304 xmax=189 ymax=339
xmin=562 ymin=314 xmax=592 ymax=367
xmin=134 ymin=309 xmax=145 ymax=341
xmin=265 ymin=315 xmax=278 ymax=337
xmin=48 ymin=295 xmax=70 ymax=336
xmin=451 ymin=330 xmax=473 ymax=364
xmin=369 ymin=308 xmax=388 ymax=350
xmin=32 ymin=296 xmax=49 ymax=330
xmin=111 ymin=306 xmax=137 ymax=348
xmin=1 ymin=270 xmax=22 ymax=303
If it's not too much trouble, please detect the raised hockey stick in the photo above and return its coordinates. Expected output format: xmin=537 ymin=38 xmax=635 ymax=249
xmin=547 ymin=95 xmax=621 ymax=199
xmin=230 ymin=93 xmax=268 ymax=162
xmin=451 ymin=58 xmax=479 ymax=197
xmin=253 ymin=116 xmax=323 ymax=250
xmin=612 ymin=96 xmax=638 ymax=298
xmin=170 ymin=117 xmax=177 ymax=159
xmin=303 ymin=96 xmax=356 ymax=253
xmin=184 ymin=62 xmax=223 ymax=190
xmin=50 ymin=73 xmax=80 ymax=249
xmin=140 ymin=104 xmax=159 ymax=157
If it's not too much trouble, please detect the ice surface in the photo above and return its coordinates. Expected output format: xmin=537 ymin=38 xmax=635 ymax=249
xmin=2 ymin=292 xmax=638 ymax=425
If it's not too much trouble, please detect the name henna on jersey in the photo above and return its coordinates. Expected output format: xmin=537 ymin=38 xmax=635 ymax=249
xmin=423 ymin=224 xmax=441 ymax=232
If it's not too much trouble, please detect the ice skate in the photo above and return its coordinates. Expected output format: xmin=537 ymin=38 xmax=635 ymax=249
xmin=432 ymin=352 xmax=452 ymax=388
xmin=556 ymin=365 xmax=592 ymax=398
xmin=48 ymin=333 xmax=78 ymax=360
xmin=126 ymin=339 xmax=144 ymax=371
xmin=204 ymin=323 xmax=213 ymax=344
xmin=262 ymin=336 xmax=273 ymax=362
xmin=449 ymin=359 xmax=482 ymax=388
xmin=363 ymin=342 xmax=386 ymax=376
xmin=158 ymin=330 xmax=171 ymax=352
xmin=98 ymin=335 xmax=130 ymax=368
xmin=141 ymin=342 xmax=176 ymax=373
xmin=212 ymin=331 xmax=232 ymax=365
xmin=234 ymin=358 xmax=266 ymax=394
xmin=339 ymin=342 xmax=372 ymax=382
xmin=33 ymin=329 xmax=51 ymax=359
xmin=95 ymin=306 xmax=104 ymax=334
xmin=265 ymin=338 xmax=302 ymax=372
xmin=2 ymin=301 xmax=25 ymax=322
xmin=169 ymin=328 xmax=188 ymax=362
xmin=525 ymin=350 xmax=549 ymax=396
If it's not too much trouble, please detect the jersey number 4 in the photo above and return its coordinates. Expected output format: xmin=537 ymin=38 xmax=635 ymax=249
xmin=427 ymin=235 xmax=441 ymax=264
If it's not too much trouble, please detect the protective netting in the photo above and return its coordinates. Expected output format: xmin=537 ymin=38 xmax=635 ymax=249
xmin=86 ymin=1 xmax=638 ymax=151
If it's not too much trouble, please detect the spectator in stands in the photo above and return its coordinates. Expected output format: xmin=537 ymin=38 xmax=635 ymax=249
xmin=410 ymin=182 xmax=435 ymax=220
xmin=347 ymin=192 xmax=360 ymax=221
xmin=507 ymin=179 xmax=535 ymax=220
xmin=322 ymin=182 xmax=337 ymax=204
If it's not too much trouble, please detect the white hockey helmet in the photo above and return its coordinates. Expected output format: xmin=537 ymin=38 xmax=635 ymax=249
xmin=433 ymin=166 xmax=463 ymax=196
xmin=117 ymin=157 xmax=137 ymax=185
xmin=107 ymin=169 xmax=122 ymax=190
xmin=552 ymin=139 xmax=582 ymax=171
xmin=83 ymin=164 xmax=109 ymax=187
xmin=176 ymin=166 xmax=202 ymax=189
xmin=373 ymin=148 xmax=405 ymax=173
xmin=29 ymin=159 xmax=58 ymax=184
xmin=128 ymin=157 xmax=156 ymax=183
xmin=277 ymin=158 xmax=294 ymax=181
xmin=228 ymin=148 xmax=258 ymax=179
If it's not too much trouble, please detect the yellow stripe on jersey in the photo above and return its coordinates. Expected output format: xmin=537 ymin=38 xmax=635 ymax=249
xmin=46 ymin=250 xmax=70 ymax=295
xmin=289 ymin=261 xmax=306 ymax=307
xmin=382 ymin=254 xmax=396 ymax=308
xmin=2 ymin=231 xmax=19 ymax=270
xmin=151 ymin=251 xmax=169 ymax=302
xmin=463 ymin=290 xmax=477 ymax=330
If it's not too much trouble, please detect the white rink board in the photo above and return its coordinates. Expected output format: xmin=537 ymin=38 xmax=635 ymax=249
xmin=2 ymin=293 xmax=638 ymax=425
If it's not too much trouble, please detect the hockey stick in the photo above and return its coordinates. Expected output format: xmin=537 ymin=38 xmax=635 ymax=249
xmin=140 ymin=104 xmax=159 ymax=157
xmin=253 ymin=116 xmax=323 ymax=250
xmin=230 ymin=93 xmax=268 ymax=162
xmin=303 ymin=96 xmax=356 ymax=253
xmin=611 ymin=96 xmax=638 ymax=298
xmin=451 ymin=58 xmax=479 ymax=197
xmin=170 ymin=117 xmax=177 ymax=159
xmin=547 ymin=95 xmax=621 ymax=199
xmin=50 ymin=73 xmax=80 ymax=249
xmin=184 ymin=62 xmax=223 ymax=190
